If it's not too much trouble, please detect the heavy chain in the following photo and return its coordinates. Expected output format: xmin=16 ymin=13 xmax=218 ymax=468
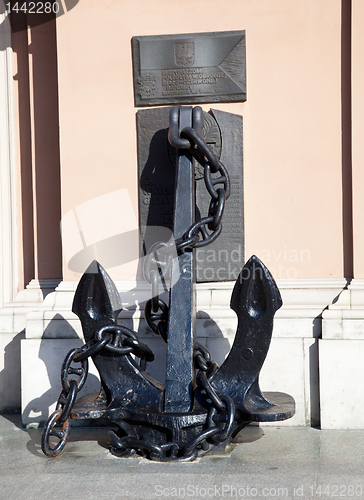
xmin=144 ymin=106 xmax=231 ymax=340
xmin=109 ymin=343 xmax=235 ymax=462
xmin=42 ymin=333 xmax=234 ymax=460
xmin=193 ymin=342 xmax=235 ymax=446
xmin=41 ymin=325 xmax=154 ymax=457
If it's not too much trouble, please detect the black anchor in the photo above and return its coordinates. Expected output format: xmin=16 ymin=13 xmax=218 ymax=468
xmin=41 ymin=106 xmax=294 ymax=461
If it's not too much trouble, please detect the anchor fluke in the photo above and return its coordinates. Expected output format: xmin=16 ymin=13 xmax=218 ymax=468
xmin=210 ymin=255 xmax=295 ymax=421
xmin=230 ymin=255 xmax=283 ymax=317
xmin=72 ymin=260 xmax=123 ymax=343
xmin=71 ymin=260 xmax=164 ymax=414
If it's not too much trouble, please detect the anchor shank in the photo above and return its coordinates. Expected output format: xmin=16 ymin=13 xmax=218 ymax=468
xmin=164 ymin=106 xmax=196 ymax=412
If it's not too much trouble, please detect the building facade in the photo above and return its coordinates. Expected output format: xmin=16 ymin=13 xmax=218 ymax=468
xmin=0 ymin=0 xmax=363 ymax=429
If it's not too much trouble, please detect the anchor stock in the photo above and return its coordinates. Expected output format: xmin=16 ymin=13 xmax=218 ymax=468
xmin=41 ymin=106 xmax=295 ymax=461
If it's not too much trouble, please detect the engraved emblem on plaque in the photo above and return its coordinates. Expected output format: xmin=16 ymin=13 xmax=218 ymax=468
xmin=137 ymin=74 xmax=157 ymax=98
xmin=174 ymin=42 xmax=195 ymax=66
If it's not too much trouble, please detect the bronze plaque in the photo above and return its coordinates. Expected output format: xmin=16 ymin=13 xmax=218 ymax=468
xmin=137 ymin=107 xmax=244 ymax=282
xmin=132 ymin=30 xmax=246 ymax=106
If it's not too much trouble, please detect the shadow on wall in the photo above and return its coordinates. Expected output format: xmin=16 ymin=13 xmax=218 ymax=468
xmin=22 ymin=315 xmax=100 ymax=426
xmin=130 ymin=305 xmax=231 ymax=385
xmin=0 ymin=331 xmax=26 ymax=413
xmin=309 ymin=334 xmax=320 ymax=428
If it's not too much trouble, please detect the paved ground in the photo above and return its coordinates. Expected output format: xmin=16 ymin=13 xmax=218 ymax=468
xmin=1 ymin=414 xmax=364 ymax=500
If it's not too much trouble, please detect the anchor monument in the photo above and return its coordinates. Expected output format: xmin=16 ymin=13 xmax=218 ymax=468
xmin=41 ymin=105 xmax=295 ymax=461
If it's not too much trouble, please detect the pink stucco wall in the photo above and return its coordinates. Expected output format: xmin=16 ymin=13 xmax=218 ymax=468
xmin=55 ymin=0 xmax=344 ymax=281
xmin=13 ymin=20 xmax=62 ymax=286
xmin=352 ymin=0 xmax=364 ymax=279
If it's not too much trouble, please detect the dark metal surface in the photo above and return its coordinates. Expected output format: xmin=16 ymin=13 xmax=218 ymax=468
xmin=138 ymin=107 xmax=244 ymax=282
xmin=132 ymin=30 xmax=246 ymax=106
xmin=42 ymin=106 xmax=294 ymax=462
xmin=209 ymin=255 xmax=295 ymax=422
xmin=42 ymin=256 xmax=295 ymax=460
xmin=71 ymin=261 xmax=164 ymax=414
xmin=164 ymin=106 xmax=195 ymax=412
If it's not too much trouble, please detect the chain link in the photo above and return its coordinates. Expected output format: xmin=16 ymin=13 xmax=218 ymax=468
xmin=190 ymin=343 xmax=236 ymax=454
xmin=56 ymin=379 xmax=78 ymax=424
xmin=41 ymin=409 xmax=71 ymax=457
xmin=61 ymin=348 xmax=89 ymax=394
xmin=144 ymin=298 xmax=168 ymax=343
xmin=41 ymin=323 xmax=155 ymax=457
xmin=143 ymin=241 xmax=173 ymax=283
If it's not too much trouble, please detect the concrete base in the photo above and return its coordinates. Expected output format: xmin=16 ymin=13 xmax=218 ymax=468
xmin=319 ymin=339 xmax=364 ymax=429
xmin=0 ymin=279 xmax=60 ymax=412
xmin=319 ymin=279 xmax=364 ymax=429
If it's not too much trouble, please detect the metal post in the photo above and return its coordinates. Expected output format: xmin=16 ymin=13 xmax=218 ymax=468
xmin=164 ymin=106 xmax=196 ymax=412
